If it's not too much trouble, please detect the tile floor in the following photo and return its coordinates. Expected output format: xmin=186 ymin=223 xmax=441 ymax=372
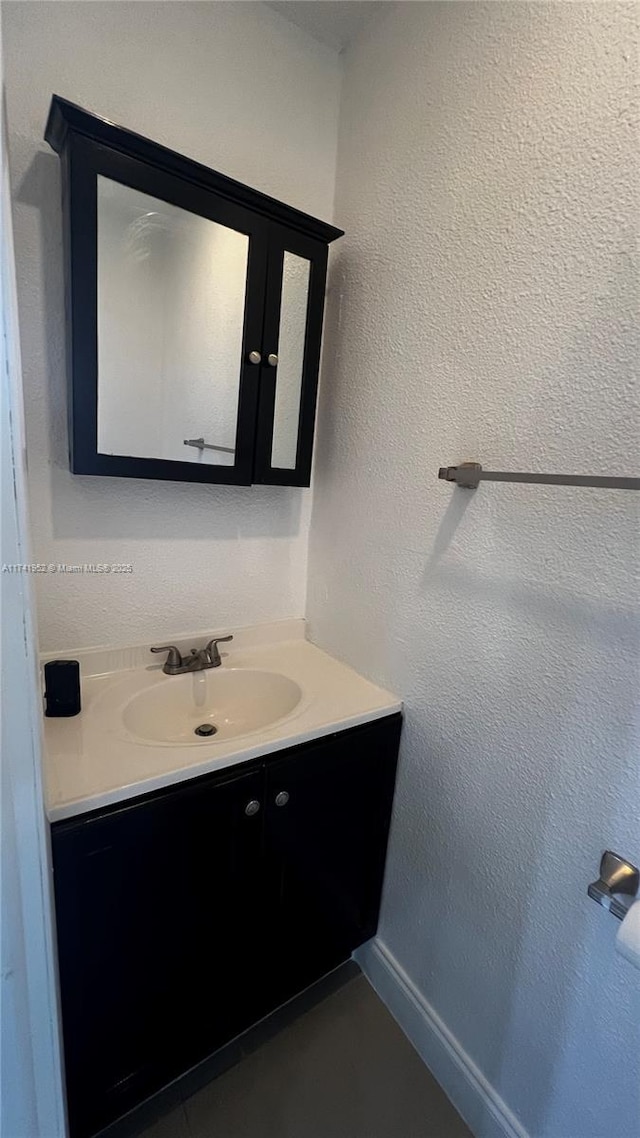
xmin=140 ymin=975 xmax=472 ymax=1138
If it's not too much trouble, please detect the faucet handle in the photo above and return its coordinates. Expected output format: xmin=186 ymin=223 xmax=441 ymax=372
xmin=205 ymin=635 xmax=233 ymax=666
xmin=150 ymin=645 xmax=182 ymax=669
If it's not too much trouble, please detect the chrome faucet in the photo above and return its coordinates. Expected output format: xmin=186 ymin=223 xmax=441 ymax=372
xmin=150 ymin=635 xmax=233 ymax=675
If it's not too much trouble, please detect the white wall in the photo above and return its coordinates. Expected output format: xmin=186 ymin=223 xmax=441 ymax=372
xmin=308 ymin=5 xmax=640 ymax=1138
xmin=3 ymin=0 xmax=340 ymax=651
xmin=1 ymin=55 xmax=66 ymax=1132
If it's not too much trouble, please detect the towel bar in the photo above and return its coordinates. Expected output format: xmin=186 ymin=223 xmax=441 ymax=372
xmin=438 ymin=462 xmax=640 ymax=491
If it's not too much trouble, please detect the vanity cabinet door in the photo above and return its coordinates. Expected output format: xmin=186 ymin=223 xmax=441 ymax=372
xmin=52 ymin=765 xmax=265 ymax=1138
xmin=263 ymin=714 xmax=401 ymax=1008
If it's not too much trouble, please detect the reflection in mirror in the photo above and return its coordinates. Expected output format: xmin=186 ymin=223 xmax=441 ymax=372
xmin=271 ymin=252 xmax=311 ymax=469
xmin=97 ymin=177 xmax=249 ymax=466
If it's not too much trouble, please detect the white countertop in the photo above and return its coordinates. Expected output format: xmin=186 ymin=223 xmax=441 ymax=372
xmin=43 ymin=621 xmax=401 ymax=822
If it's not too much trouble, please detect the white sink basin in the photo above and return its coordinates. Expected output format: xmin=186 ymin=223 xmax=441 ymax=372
xmin=43 ymin=625 xmax=403 ymax=820
xmin=122 ymin=667 xmax=303 ymax=745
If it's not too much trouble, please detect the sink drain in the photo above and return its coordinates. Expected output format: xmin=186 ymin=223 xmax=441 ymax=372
xmin=194 ymin=723 xmax=217 ymax=737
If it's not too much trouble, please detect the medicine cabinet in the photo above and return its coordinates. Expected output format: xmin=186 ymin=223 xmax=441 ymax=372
xmin=45 ymin=96 xmax=343 ymax=486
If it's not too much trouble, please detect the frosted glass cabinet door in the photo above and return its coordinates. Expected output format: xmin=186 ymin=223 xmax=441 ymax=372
xmin=97 ymin=178 xmax=249 ymax=469
xmin=253 ymin=227 xmax=329 ymax=487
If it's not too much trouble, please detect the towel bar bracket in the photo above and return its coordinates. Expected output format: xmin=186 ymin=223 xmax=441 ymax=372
xmin=439 ymin=463 xmax=482 ymax=489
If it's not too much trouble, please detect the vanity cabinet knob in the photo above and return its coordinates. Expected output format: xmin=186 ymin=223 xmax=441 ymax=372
xmin=267 ymin=353 xmax=279 ymax=367
xmin=274 ymin=791 xmax=289 ymax=807
xmin=248 ymin=350 xmax=262 ymax=365
xmin=244 ymin=800 xmax=261 ymax=817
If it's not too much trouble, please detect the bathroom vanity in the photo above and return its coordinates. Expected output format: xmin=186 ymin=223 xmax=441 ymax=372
xmin=45 ymin=624 xmax=401 ymax=1137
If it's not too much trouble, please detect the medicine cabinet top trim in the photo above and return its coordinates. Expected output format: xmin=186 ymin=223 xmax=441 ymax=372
xmin=45 ymin=96 xmax=344 ymax=245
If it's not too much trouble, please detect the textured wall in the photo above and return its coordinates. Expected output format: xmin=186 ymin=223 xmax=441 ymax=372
xmin=308 ymin=4 xmax=640 ymax=1137
xmin=1 ymin=58 xmax=66 ymax=1132
xmin=3 ymin=0 xmax=340 ymax=650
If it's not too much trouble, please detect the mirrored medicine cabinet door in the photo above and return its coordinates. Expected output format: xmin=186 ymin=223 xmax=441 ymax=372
xmin=97 ymin=176 xmax=257 ymax=478
xmin=63 ymin=138 xmax=271 ymax=487
xmin=45 ymin=96 xmax=343 ymax=488
xmin=253 ymin=225 xmax=329 ymax=485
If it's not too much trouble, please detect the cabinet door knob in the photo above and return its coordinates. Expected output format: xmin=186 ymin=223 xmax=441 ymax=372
xmin=248 ymin=350 xmax=262 ymax=365
xmin=267 ymin=353 xmax=279 ymax=367
xmin=244 ymin=799 xmax=261 ymax=816
xmin=274 ymin=791 xmax=289 ymax=807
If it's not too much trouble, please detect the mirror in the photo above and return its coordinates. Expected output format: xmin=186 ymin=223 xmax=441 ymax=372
xmin=96 ymin=176 xmax=249 ymax=467
xmin=271 ymin=252 xmax=311 ymax=470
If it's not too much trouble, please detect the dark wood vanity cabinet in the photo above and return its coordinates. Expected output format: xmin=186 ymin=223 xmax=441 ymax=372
xmin=263 ymin=720 xmax=401 ymax=1008
xmin=53 ymin=765 xmax=266 ymax=1138
xmin=45 ymin=96 xmax=343 ymax=488
xmin=51 ymin=714 xmax=401 ymax=1138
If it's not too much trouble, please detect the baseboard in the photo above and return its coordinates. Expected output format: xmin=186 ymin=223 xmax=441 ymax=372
xmin=355 ymin=939 xmax=530 ymax=1138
